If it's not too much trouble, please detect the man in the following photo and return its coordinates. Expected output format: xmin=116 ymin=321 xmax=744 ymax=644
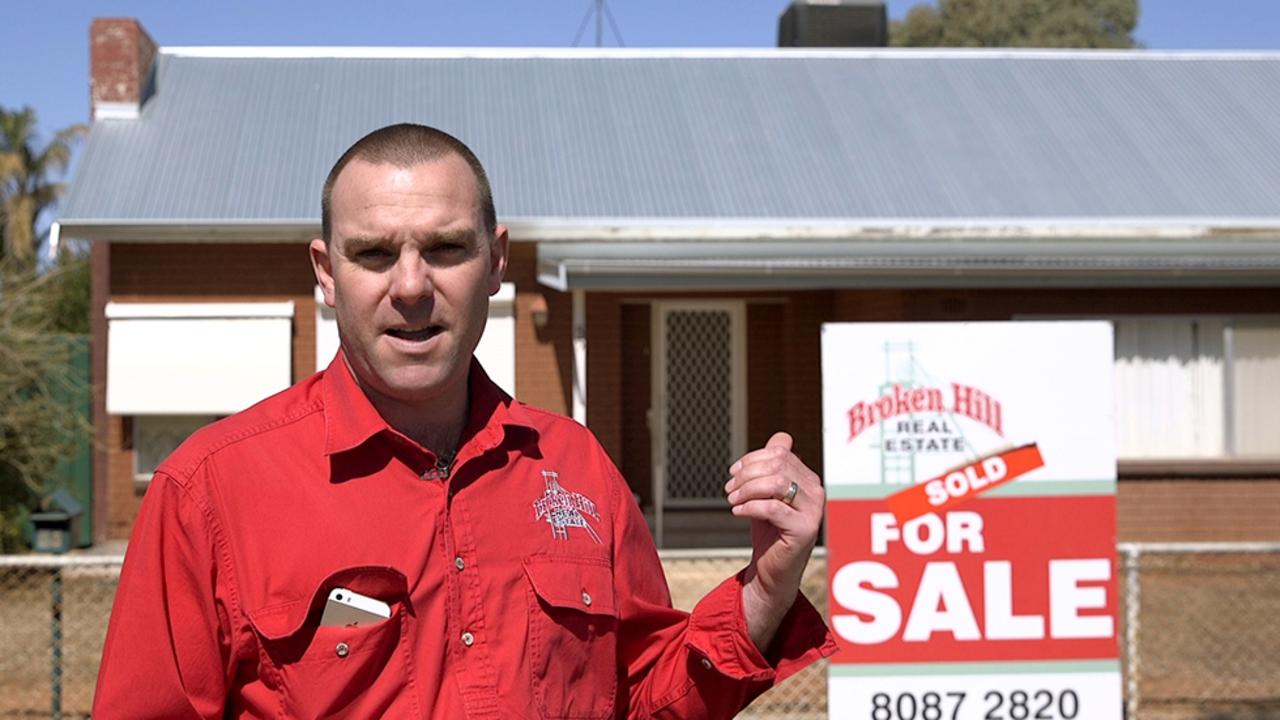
xmin=94 ymin=124 xmax=835 ymax=719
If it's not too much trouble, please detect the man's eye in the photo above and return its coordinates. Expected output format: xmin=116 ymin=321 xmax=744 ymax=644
xmin=356 ymin=248 xmax=392 ymax=260
xmin=429 ymin=244 xmax=469 ymax=261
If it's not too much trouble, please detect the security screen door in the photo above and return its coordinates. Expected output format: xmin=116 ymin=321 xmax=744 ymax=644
xmin=651 ymin=301 xmax=746 ymax=544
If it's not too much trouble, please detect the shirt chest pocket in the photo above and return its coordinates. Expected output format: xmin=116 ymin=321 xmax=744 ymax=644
xmin=523 ymin=555 xmax=619 ymax=720
xmin=246 ymin=566 xmax=421 ymax=720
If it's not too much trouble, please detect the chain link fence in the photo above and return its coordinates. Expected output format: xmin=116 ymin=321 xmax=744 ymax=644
xmin=1 ymin=545 xmax=1278 ymax=718
xmin=1118 ymin=543 xmax=1280 ymax=720
xmin=0 ymin=555 xmax=119 ymax=719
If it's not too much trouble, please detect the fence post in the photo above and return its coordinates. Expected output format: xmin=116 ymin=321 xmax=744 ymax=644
xmin=1121 ymin=544 xmax=1140 ymax=720
xmin=51 ymin=566 xmax=63 ymax=720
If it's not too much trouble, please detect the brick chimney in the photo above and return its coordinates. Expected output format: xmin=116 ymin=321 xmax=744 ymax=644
xmin=90 ymin=18 xmax=157 ymax=120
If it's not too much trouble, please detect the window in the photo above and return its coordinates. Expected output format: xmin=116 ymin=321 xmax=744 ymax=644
xmin=133 ymin=415 xmax=217 ymax=483
xmin=1114 ymin=317 xmax=1280 ymax=459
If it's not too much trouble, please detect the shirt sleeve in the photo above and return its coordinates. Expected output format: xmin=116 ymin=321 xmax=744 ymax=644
xmin=610 ymin=466 xmax=837 ymax=718
xmin=92 ymin=470 xmax=240 ymax=719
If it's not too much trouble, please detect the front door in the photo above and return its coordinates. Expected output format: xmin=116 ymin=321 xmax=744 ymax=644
xmin=651 ymin=301 xmax=746 ymax=546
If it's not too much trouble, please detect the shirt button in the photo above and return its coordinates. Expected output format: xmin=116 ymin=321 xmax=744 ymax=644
xmin=461 ymin=631 xmax=475 ymax=647
xmin=700 ymin=658 xmax=713 ymax=670
xmin=335 ymin=642 xmax=350 ymax=658
xmin=454 ymin=556 xmax=465 ymax=571
xmin=581 ymin=591 xmax=592 ymax=606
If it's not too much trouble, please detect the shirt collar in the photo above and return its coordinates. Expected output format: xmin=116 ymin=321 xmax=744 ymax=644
xmin=321 ymin=351 xmax=538 ymax=458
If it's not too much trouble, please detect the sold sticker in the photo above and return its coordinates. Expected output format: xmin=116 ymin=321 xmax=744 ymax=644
xmin=885 ymin=443 xmax=1045 ymax=524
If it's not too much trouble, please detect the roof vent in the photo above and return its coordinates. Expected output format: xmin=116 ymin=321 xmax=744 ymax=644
xmin=778 ymin=0 xmax=888 ymax=47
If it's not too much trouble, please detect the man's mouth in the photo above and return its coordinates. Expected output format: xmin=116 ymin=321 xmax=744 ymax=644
xmin=386 ymin=324 xmax=444 ymax=342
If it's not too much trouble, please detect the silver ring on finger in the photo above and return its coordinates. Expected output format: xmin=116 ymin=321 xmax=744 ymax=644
xmin=782 ymin=480 xmax=799 ymax=506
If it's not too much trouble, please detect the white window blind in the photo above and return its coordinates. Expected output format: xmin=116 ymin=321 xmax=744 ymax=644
xmin=315 ymin=286 xmax=340 ymax=371
xmin=107 ymin=302 xmax=294 ymax=415
xmin=1114 ymin=317 xmax=1280 ymax=460
xmin=1231 ymin=321 xmax=1280 ymax=457
xmin=474 ymin=283 xmax=516 ymax=396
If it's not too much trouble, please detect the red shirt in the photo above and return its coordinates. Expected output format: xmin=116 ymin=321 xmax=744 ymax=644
xmin=93 ymin=355 xmax=835 ymax=719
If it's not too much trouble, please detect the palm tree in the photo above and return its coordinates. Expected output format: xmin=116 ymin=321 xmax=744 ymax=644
xmin=0 ymin=106 xmax=87 ymax=267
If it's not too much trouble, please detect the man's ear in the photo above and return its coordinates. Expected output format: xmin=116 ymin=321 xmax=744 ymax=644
xmin=310 ymin=238 xmax=337 ymax=308
xmin=488 ymin=224 xmax=510 ymax=296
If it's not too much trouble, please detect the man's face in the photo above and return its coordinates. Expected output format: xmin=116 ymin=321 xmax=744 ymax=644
xmin=310 ymin=155 xmax=508 ymax=408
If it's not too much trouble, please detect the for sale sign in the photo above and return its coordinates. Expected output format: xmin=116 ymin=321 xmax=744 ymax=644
xmin=823 ymin=322 xmax=1121 ymax=720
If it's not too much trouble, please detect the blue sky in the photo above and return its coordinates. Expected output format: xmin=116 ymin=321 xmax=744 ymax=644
xmin=3 ymin=0 xmax=1280 ymax=183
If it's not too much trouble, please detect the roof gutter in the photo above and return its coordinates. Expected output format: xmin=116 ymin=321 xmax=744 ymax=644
xmin=537 ymin=236 xmax=1280 ymax=291
xmin=56 ymin=215 xmax=1280 ymax=244
xmin=507 ymin=216 xmax=1280 ymax=242
xmin=54 ymin=219 xmax=319 ymax=243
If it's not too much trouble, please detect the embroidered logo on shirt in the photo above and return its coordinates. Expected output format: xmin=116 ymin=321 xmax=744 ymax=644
xmin=532 ymin=470 xmax=601 ymax=543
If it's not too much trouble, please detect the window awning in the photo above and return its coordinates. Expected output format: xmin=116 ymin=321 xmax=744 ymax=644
xmin=106 ymin=302 xmax=295 ymax=415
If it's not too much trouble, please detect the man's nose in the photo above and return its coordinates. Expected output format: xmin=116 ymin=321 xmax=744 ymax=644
xmin=388 ymin=254 xmax=434 ymax=303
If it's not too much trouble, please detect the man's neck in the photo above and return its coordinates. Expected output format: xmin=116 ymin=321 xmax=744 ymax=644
xmin=347 ymin=363 xmax=470 ymax=458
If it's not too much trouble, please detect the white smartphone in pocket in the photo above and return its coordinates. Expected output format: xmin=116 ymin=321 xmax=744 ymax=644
xmin=319 ymin=587 xmax=392 ymax=628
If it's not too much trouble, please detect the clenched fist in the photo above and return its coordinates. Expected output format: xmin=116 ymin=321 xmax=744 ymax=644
xmin=725 ymin=431 xmax=825 ymax=651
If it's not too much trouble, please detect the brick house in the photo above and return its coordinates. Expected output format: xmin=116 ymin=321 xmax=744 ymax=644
xmin=61 ymin=19 xmax=1280 ymax=548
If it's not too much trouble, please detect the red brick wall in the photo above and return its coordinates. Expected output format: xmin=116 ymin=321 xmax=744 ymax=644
xmin=586 ymin=294 xmax=623 ymax=462
xmin=507 ymin=242 xmax=571 ymax=416
xmin=105 ymin=416 xmax=138 ymax=540
xmin=90 ymin=241 xmax=111 ymax=542
xmin=104 ymin=242 xmax=317 ymax=538
xmin=1118 ymin=480 xmax=1280 ymax=541
xmin=780 ymin=292 xmax=832 ymax=476
xmin=746 ymin=303 xmax=786 ymax=453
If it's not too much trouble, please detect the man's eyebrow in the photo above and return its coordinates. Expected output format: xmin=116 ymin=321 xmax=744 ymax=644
xmin=430 ymin=228 xmax=479 ymax=245
xmin=342 ymin=235 xmax=390 ymax=253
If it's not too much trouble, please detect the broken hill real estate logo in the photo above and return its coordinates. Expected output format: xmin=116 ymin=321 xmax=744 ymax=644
xmin=845 ymin=382 xmax=1044 ymax=521
xmin=848 ymin=382 xmax=1003 ymax=454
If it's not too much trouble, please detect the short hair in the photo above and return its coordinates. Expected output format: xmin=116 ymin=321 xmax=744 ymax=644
xmin=321 ymin=123 xmax=497 ymax=242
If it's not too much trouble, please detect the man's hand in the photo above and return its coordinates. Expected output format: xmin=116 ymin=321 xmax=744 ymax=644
xmin=724 ymin=431 xmax=825 ymax=653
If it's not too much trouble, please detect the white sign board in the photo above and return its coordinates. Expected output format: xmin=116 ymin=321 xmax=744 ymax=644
xmin=823 ymin=321 xmax=1122 ymax=720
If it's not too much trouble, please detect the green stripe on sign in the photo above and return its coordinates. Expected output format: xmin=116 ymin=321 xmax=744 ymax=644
xmin=827 ymin=485 xmax=901 ymax=500
xmin=829 ymin=660 xmax=1121 ymax=677
xmin=985 ymin=480 xmax=1115 ymax=497
xmin=826 ymin=480 xmax=1115 ymax=501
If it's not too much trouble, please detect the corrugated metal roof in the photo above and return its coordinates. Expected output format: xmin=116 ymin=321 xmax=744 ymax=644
xmin=61 ymin=49 xmax=1280 ymax=232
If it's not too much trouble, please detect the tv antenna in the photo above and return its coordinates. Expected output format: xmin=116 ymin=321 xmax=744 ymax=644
xmin=572 ymin=0 xmax=626 ymax=47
